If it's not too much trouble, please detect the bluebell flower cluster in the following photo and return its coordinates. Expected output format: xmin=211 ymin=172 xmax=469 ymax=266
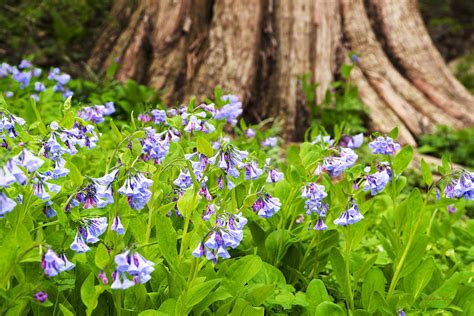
xmin=363 ymin=163 xmax=392 ymax=195
xmin=444 ymin=171 xmax=474 ymax=200
xmin=334 ymin=201 xmax=364 ymax=226
xmin=209 ymin=143 xmax=248 ymax=179
xmin=252 ymin=193 xmax=281 ymax=218
xmin=323 ymin=147 xmax=358 ymax=177
xmin=140 ymin=127 xmax=179 ymax=164
xmin=369 ymin=136 xmax=400 ymax=155
xmin=1 ymin=61 xmax=73 ymax=99
xmin=193 ymin=212 xmax=247 ymax=262
xmin=301 ymin=183 xmax=328 ymax=230
xmin=261 ymin=137 xmax=278 ymax=147
xmin=41 ymin=248 xmax=75 ymax=277
xmin=118 ymin=172 xmax=153 ymax=210
xmin=111 ymin=251 xmax=155 ymax=289
xmin=264 ymin=159 xmax=284 ymax=183
xmin=339 ymin=133 xmax=364 ymax=148
xmin=214 ymin=94 xmax=242 ymax=125
xmin=111 ymin=216 xmax=125 ymax=234
xmin=77 ymin=102 xmax=115 ymax=124
xmin=75 ymin=169 xmax=117 ymax=209
xmin=244 ymin=161 xmax=263 ymax=180
xmin=70 ymin=217 xmax=108 ymax=253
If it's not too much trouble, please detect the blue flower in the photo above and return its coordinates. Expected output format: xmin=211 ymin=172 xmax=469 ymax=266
xmin=118 ymin=173 xmax=153 ymax=210
xmin=313 ymin=218 xmax=328 ymax=230
xmin=209 ymin=143 xmax=248 ymax=178
xmin=111 ymin=216 xmax=125 ymax=234
xmin=214 ymin=94 xmax=242 ymax=125
xmin=173 ymin=169 xmax=193 ymax=189
xmin=323 ymin=148 xmax=358 ymax=177
xmin=444 ymin=171 xmax=474 ymax=200
xmin=245 ymin=128 xmax=256 ymax=138
xmin=334 ymin=201 xmax=364 ymax=226
xmin=363 ymin=164 xmax=392 ymax=195
xmin=13 ymin=71 xmax=32 ymax=89
xmin=252 ymin=193 xmax=281 ymax=218
xmin=0 ymin=192 xmax=16 ymax=217
xmin=18 ymin=60 xmax=32 ymax=69
xmin=34 ymin=82 xmax=46 ymax=92
xmin=261 ymin=137 xmax=278 ymax=147
xmin=301 ymin=183 xmax=328 ymax=216
xmin=41 ymin=249 xmax=74 ymax=277
xmin=111 ymin=251 xmax=155 ymax=289
xmin=369 ymin=136 xmax=400 ymax=155
xmin=244 ymin=161 xmax=263 ymax=180
xmin=43 ymin=201 xmax=57 ymax=218
xmin=339 ymin=133 xmax=364 ymax=148
xmin=70 ymin=229 xmax=90 ymax=253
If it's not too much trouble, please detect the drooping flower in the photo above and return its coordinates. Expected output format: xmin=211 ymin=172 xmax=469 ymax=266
xmin=214 ymin=94 xmax=242 ymax=125
xmin=245 ymin=128 xmax=256 ymax=138
xmin=339 ymin=133 xmax=364 ymax=148
xmin=98 ymin=271 xmax=109 ymax=285
xmin=447 ymin=204 xmax=457 ymax=214
xmin=301 ymin=183 xmax=328 ymax=216
xmin=34 ymin=291 xmax=48 ymax=303
xmin=111 ymin=216 xmax=125 ymax=234
xmin=193 ymin=212 xmax=247 ymax=263
xmin=252 ymin=193 xmax=281 ymax=218
xmin=313 ymin=218 xmax=328 ymax=230
xmin=244 ymin=161 xmax=263 ymax=180
xmin=363 ymin=163 xmax=392 ymax=196
xmin=118 ymin=172 xmax=153 ymax=210
xmin=173 ymin=169 xmax=193 ymax=189
xmin=14 ymin=148 xmax=44 ymax=173
xmin=111 ymin=251 xmax=155 ymax=289
xmin=261 ymin=137 xmax=278 ymax=147
xmin=334 ymin=201 xmax=364 ymax=226
xmin=444 ymin=171 xmax=474 ymax=200
xmin=0 ymin=192 xmax=16 ymax=217
xmin=209 ymin=143 xmax=248 ymax=179
xmin=312 ymin=134 xmax=335 ymax=147
xmin=369 ymin=136 xmax=400 ymax=155
xmin=323 ymin=147 xmax=358 ymax=177
xmin=41 ymin=249 xmax=75 ymax=277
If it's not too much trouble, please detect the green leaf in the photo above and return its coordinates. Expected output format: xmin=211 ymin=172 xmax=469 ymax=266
xmin=361 ymin=268 xmax=386 ymax=311
xmin=393 ymin=146 xmax=413 ymax=174
xmin=60 ymin=111 xmax=75 ymax=129
xmin=243 ymin=284 xmax=275 ymax=306
xmin=223 ymin=255 xmax=263 ymax=295
xmin=110 ymin=119 xmax=123 ymax=141
xmin=315 ymin=302 xmax=345 ymax=316
xmin=94 ymin=243 xmax=110 ymax=270
xmin=196 ymin=136 xmax=214 ymax=157
xmin=229 ymin=298 xmax=264 ymax=316
xmin=177 ymin=189 xmax=199 ymax=218
xmin=420 ymin=159 xmax=432 ymax=186
xmin=264 ymin=230 xmax=297 ymax=264
xmin=81 ymin=273 xmax=99 ymax=316
xmin=329 ymin=248 xmax=348 ymax=300
xmin=186 ymin=279 xmax=221 ymax=310
xmin=423 ymin=271 xmax=474 ymax=309
xmin=29 ymin=98 xmax=47 ymax=135
xmin=59 ymin=304 xmax=75 ymax=316
xmin=388 ymin=127 xmax=399 ymax=140
xmin=154 ymin=214 xmax=178 ymax=266
xmin=65 ymin=160 xmax=83 ymax=186
xmin=306 ymin=279 xmax=330 ymax=307
xmin=403 ymin=257 xmax=435 ymax=300
xmin=193 ymin=288 xmax=232 ymax=316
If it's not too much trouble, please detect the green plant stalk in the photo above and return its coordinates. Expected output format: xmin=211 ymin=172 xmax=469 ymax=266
xmin=387 ymin=199 xmax=428 ymax=300
xmin=343 ymin=229 xmax=355 ymax=312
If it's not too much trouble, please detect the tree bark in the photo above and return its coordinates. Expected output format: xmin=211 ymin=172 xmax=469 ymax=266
xmin=89 ymin=0 xmax=473 ymax=143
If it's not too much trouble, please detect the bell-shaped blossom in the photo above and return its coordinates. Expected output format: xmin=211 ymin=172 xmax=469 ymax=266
xmin=41 ymin=249 xmax=75 ymax=277
xmin=334 ymin=201 xmax=364 ymax=226
xmin=34 ymin=291 xmax=48 ymax=303
xmin=252 ymin=193 xmax=281 ymax=218
xmin=312 ymin=134 xmax=335 ymax=147
xmin=111 ymin=251 xmax=155 ymax=289
xmin=118 ymin=172 xmax=153 ymax=210
xmin=70 ymin=229 xmax=90 ymax=253
xmin=0 ymin=192 xmax=16 ymax=217
xmin=14 ymin=148 xmax=44 ymax=173
xmin=323 ymin=147 xmax=358 ymax=177
xmin=32 ymin=172 xmax=61 ymax=200
xmin=301 ymin=183 xmax=328 ymax=216
xmin=369 ymin=136 xmax=400 ymax=155
xmin=261 ymin=137 xmax=278 ymax=147
xmin=111 ymin=216 xmax=125 ymax=234
xmin=313 ymin=218 xmax=328 ymax=230
xmin=78 ymin=104 xmax=115 ymax=124
xmin=444 ymin=171 xmax=474 ymax=200
xmin=173 ymin=169 xmax=193 ymax=189
xmin=339 ymin=133 xmax=364 ymax=148
xmin=43 ymin=201 xmax=57 ymax=218
xmin=214 ymin=94 xmax=242 ymax=125
xmin=193 ymin=212 xmax=247 ymax=263
xmin=363 ymin=164 xmax=392 ymax=195
xmin=245 ymin=128 xmax=256 ymax=138
xmin=209 ymin=144 xmax=248 ymax=178
xmin=98 ymin=271 xmax=109 ymax=285
xmin=245 ymin=161 xmax=263 ymax=180
xmin=151 ymin=109 xmax=167 ymax=124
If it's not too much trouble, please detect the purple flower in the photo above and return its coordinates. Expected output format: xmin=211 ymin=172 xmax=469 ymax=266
xmin=98 ymin=271 xmax=109 ymax=285
xmin=447 ymin=204 xmax=456 ymax=214
xmin=173 ymin=169 xmax=193 ymax=189
xmin=323 ymin=147 xmax=358 ymax=177
xmin=245 ymin=128 xmax=256 ymax=138
xmin=111 ymin=216 xmax=125 ymax=234
xmin=41 ymin=249 xmax=74 ymax=277
xmin=252 ymin=193 xmax=281 ymax=218
xmin=301 ymin=183 xmax=328 ymax=216
xmin=78 ymin=104 xmax=114 ymax=124
xmin=369 ymin=136 xmax=400 ymax=155
xmin=313 ymin=218 xmax=328 ymax=230
xmin=4 ymin=91 xmax=13 ymax=98
xmin=13 ymin=71 xmax=32 ymax=88
xmin=19 ymin=60 xmax=32 ymax=69
xmin=118 ymin=173 xmax=153 ymax=210
xmin=151 ymin=109 xmax=167 ymax=124
xmin=214 ymin=94 xmax=242 ymax=125
xmin=0 ymin=192 xmax=16 ymax=217
xmin=43 ymin=201 xmax=57 ymax=218
xmin=209 ymin=144 xmax=248 ymax=178
xmin=339 ymin=133 xmax=364 ymax=148
xmin=334 ymin=201 xmax=364 ymax=226
xmin=444 ymin=171 xmax=474 ymax=200
xmin=312 ymin=134 xmax=334 ymax=146
xmin=70 ymin=229 xmax=90 ymax=253
xmin=261 ymin=137 xmax=278 ymax=147
xmin=111 ymin=251 xmax=155 ymax=289
xmin=363 ymin=164 xmax=392 ymax=195
xmin=34 ymin=291 xmax=48 ymax=303
xmin=34 ymin=82 xmax=46 ymax=92
xmin=244 ymin=161 xmax=263 ymax=180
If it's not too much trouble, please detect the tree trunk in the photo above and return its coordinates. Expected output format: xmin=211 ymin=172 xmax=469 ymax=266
xmin=89 ymin=0 xmax=473 ymax=145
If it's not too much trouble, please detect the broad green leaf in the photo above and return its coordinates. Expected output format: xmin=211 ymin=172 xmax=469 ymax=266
xmin=94 ymin=243 xmax=110 ymax=269
xmin=80 ymin=273 xmax=99 ymax=315
xmin=264 ymin=230 xmax=297 ymax=264
xmin=423 ymin=271 xmax=474 ymax=309
xmin=186 ymin=279 xmax=221 ymax=310
xmin=229 ymin=298 xmax=264 ymax=316
xmin=65 ymin=160 xmax=83 ymax=186
xmin=177 ymin=189 xmax=198 ymax=218
xmin=196 ymin=136 xmax=214 ymax=157
xmin=393 ymin=146 xmax=413 ymax=174
xmin=420 ymin=159 xmax=432 ymax=186
xmin=223 ymin=255 xmax=263 ymax=295
xmin=59 ymin=304 xmax=75 ymax=316
xmin=315 ymin=301 xmax=345 ymax=316
xmin=110 ymin=119 xmax=123 ymax=141
xmin=193 ymin=288 xmax=232 ymax=316
xmin=243 ymin=284 xmax=275 ymax=306
xmin=388 ymin=126 xmax=399 ymax=140
xmin=154 ymin=214 xmax=178 ymax=266
xmin=403 ymin=257 xmax=435 ymax=299
xmin=306 ymin=279 xmax=330 ymax=308
xmin=361 ymin=268 xmax=386 ymax=310
xmin=329 ymin=248 xmax=348 ymax=299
